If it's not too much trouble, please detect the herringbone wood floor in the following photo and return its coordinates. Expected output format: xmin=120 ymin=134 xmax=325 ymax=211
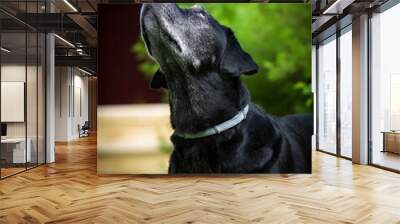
xmin=1 ymin=135 xmax=400 ymax=224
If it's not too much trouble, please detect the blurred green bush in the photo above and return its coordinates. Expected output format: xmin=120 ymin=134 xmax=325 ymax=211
xmin=132 ymin=3 xmax=312 ymax=115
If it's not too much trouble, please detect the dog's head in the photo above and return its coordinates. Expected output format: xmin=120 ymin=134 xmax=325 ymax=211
xmin=140 ymin=3 xmax=258 ymax=89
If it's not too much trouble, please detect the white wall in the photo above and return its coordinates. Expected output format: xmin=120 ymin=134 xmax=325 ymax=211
xmin=1 ymin=63 xmax=46 ymax=164
xmin=1 ymin=66 xmax=26 ymax=131
xmin=1 ymin=65 xmax=27 ymax=140
xmin=55 ymin=67 xmax=89 ymax=141
xmin=55 ymin=67 xmax=70 ymax=141
xmin=72 ymin=73 xmax=89 ymax=138
xmin=1 ymin=65 xmax=39 ymax=138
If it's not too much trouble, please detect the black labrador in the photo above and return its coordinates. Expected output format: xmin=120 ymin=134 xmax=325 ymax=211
xmin=140 ymin=3 xmax=312 ymax=173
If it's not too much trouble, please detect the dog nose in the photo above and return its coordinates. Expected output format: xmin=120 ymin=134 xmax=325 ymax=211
xmin=151 ymin=3 xmax=178 ymax=10
xmin=142 ymin=3 xmax=178 ymax=10
xmin=141 ymin=3 xmax=180 ymax=17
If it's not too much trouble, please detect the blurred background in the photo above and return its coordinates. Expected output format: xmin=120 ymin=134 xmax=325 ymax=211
xmin=98 ymin=3 xmax=311 ymax=174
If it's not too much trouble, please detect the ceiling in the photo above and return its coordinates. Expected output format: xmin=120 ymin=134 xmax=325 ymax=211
xmin=4 ymin=0 xmax=386 ymax=72
xmin=311 ymin=0 xmax=390 ymax=43
xmin=0 ymin=0 xmax=106 ymax=73
xmin=0 ymin=0 xmax=163 ymax=74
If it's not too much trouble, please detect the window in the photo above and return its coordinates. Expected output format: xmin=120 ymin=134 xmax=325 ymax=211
xmin=339 ymin=27 xmax=352 ymax=158
xmin=370 ymin=3 xmax=400 ymax=171
xmin=317 ymin=35 xmax=337 ymax=154
xmin=0 ymin=1 xmax=46 ymax=179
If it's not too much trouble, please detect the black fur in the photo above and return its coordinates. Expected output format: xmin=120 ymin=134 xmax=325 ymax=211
xmin=140 ymin=3 xmax=312 ymax=173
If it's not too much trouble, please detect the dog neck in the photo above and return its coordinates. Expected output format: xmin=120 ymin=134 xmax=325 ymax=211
xmin=167 ymin=77 xmax=250 ymax=134
xmin=174 ymin=104 xmax=249 ymax=139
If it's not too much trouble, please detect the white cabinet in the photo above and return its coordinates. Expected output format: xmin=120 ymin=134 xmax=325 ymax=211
xmin=1 ymin=138 xmax=32 ymax=163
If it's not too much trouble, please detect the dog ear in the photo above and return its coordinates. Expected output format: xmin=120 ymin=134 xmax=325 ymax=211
xmin=150 ymin=69 xmax=168 ymax=89
xmin=220 ymin=29 xmax=258 ymax=78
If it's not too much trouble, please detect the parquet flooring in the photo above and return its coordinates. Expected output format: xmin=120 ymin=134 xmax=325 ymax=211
xmin=1 ymin=135 xmax=400 ymax=223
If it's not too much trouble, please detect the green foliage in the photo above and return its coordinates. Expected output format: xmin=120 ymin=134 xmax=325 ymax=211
xmin=132 ymin=3 xmax=312 ymax=115
xmin=131 ymin=41 xmax=159 ymax=80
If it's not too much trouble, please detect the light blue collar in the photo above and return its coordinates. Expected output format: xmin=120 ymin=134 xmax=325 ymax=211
xmin=174 ymin=104 xmax=249 ymax=139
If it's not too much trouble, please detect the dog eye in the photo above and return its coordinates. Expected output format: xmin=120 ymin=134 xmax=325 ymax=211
xmin=196 ymin=11 xmax=206 ymax=18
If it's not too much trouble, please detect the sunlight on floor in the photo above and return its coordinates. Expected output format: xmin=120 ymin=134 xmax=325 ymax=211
xmin=372 ymin=151 xmax=400 ymax=171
